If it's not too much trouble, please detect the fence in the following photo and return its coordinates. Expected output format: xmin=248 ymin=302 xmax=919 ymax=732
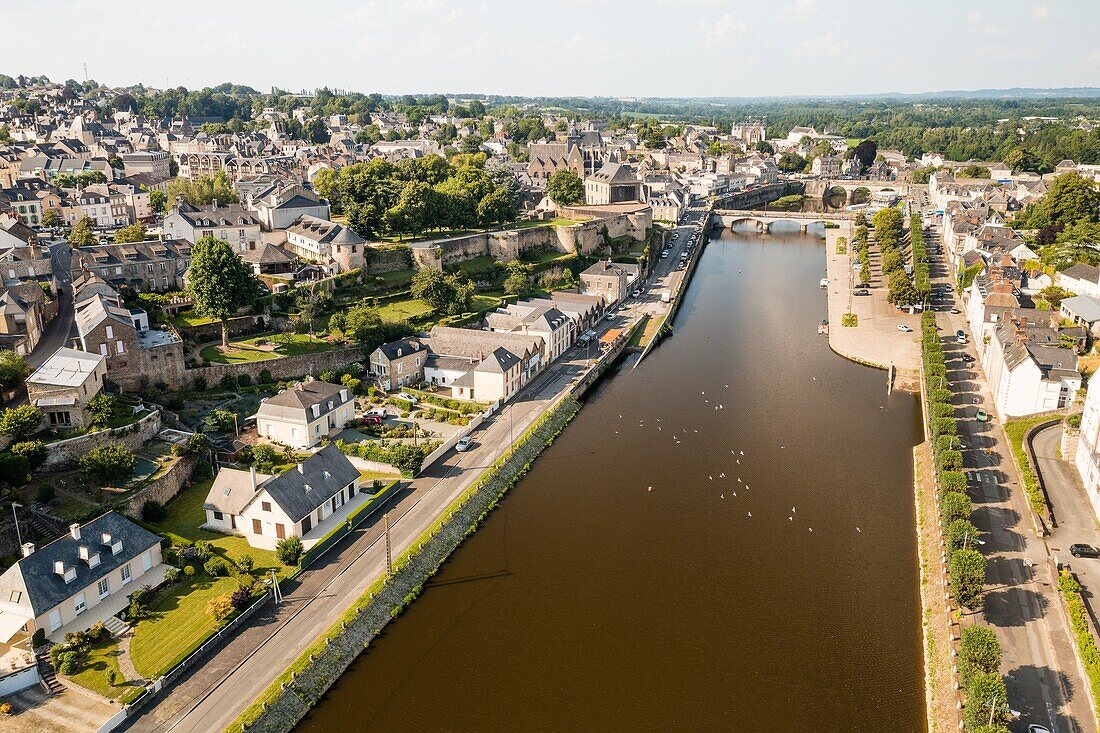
xmin=416 ymin=413 xmax=486 ymax=473
xmin=299 ymin=480 xmax=401 ymax=569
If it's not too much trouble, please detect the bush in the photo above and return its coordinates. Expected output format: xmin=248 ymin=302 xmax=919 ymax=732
xmin=1068 ymin=413 xmax=1083 ymax=429
xmin=950 ymin=548 xmax=987 ymax=609
xmin=193 ymin=375 xmax=208 ymax=391
xmin=275 ymin=535 xmax=303 ymax=566
xmin=964 ymin=671 xmax=1009 ymax=730
xmin=0 ymin=701 xmax=12 ymax=715
xmin=35 ymin=483 xmax=56 ymax=503
xmin=79 ymin=443 xmax=136 ymax=485
xmin=204 ymin=557 xmax=229 ymax=576
xmin=206 ymin=594 xmax=234 ymax=622
xmin=959 ymin=625 xmax=1002 ymax=687
xmin=87 ymin=621 xmax=108 ymax=643
xmin=238 ymin=373 xmax=252 ymax=388
xmin=939 ymin=470 xmax=968 ymax=494
xmin=945 ymin=518 xmax=980 ymax=553
xmin=941 ymin=491 xmax=972 ymax=525
xmin=10 ymin=440 xmax=47 ymax=471
xmin=237 ymin=554 xmax=255 ymax=574
xmin=932 ymin=417 xmax=957 ymax=437
xmin=220 ymin=375 xmax=238 ymax=391
xmin=56 ymin=650 xmax=80 ymax=675
xmin=259 ymin=369 xmax=273 ymax=384
xmin=193 ymin=540 xmax=213 ymax=562
xmin=230 ymin=584 xmax=253 ymax=611
xmin=0 ymin=404 xmax=43 ymax=441
xmin=937 ymin=449 xmax=963 ymax=472
xmin=141 ymin=500 xmax=166 ymax=523
xmin=930 ymin=388 xmax=953 ymax=404
xmin=32 ymin=628 xmax=45 ymax=647
xmin=164 ymin=567 xmax=180 ymax=584
xmin=930 ymin=402 xmax=954 ymax=419
xmin=184 ymin=564 xmax=196 ymax=577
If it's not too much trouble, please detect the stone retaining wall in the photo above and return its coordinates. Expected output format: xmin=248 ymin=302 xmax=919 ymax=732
xmin=123 ymin=455 xmax=197 ymax=518
xmin=242 ymin=397 xmax=583 ymax=733
xmin=175 ymin=346 xmax=367 ymax=391
xmin=41 ymin=410 xmax=162 ymax=472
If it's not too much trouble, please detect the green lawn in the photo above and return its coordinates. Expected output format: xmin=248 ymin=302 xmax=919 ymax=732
xmin=128 ymin=574 xmax=240 ymax=679
xmin=149 ymin=477 xmax=282 ymax=576
xmin=445 ymin=255 xmax=499 ymax=279
xmin=377 ymin=297 xmax=435 ymax=323
xmin=170 ymin=310 xmax=216 ymax=327
xmin=200 ymin=333 xmax=340 ymax=364
xmin=67 ymin=637 xmax=144 ymax=703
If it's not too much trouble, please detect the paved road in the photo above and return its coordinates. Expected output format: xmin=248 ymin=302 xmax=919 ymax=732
xmin=1033 ymin=425 xmax=1100 ymax=622
xmin=927 ymin=221 xmax=1094 ymax=732
xmin=28 ymin=240 xmax=75 ymax=368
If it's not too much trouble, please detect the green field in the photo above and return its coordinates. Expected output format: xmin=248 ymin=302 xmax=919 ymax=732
xmin=377 ymin=297 xmax=435 ymax=323
xmin=200 ymin=333 xmax=340 ymax=364
xmin=67 ymin=637 xmax=144 ymax=703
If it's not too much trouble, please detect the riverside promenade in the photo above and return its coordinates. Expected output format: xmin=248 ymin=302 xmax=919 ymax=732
xmin=823 ymin=223 xmax=922 ymax=389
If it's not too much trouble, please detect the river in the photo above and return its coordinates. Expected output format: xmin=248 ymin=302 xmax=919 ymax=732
xmin=295 ymin=225 xmax=926 ymax=732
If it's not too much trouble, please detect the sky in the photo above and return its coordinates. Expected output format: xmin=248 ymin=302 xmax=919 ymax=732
xmin=2 ymin=0 xmax=1098 ymax=98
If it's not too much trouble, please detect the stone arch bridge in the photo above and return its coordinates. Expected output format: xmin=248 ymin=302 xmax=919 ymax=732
xmin=712 ymin=210 xmax=856 ymax=233
xmin=803 ymin=179 xmax=910 ymax=207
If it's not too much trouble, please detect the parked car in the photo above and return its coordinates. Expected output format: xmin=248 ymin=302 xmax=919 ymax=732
xmin=897 ymin=324 xmax=913 ymax=332
xmin=976 ymin=408 xmax=989 ymax=422
xmin=365 ymin=408 xmax=387 ymax=418
xmin=1026 ymin=725 xmax=1051 ymax=733
xmin=1071 ymin=544 xmax=1100 ymax=558
xmin=955 ymin=330 xmax=967 ymax=344
xmin=396 ymin=392 xmax=419 ymax=404
xmin=949 ymin=307 xmax=960 ymax=314
xmin=854 ymin=289 xmax=870 ymax=296
xmin=855 ymin=282 xmax=870 ymax=289
xmin=363 ymin=415 xmax=383 ymax=427
xmin=962 ymin=354 xmax=975 ymax=363
xmin=455 ymin=436 xmax=473 ymax=452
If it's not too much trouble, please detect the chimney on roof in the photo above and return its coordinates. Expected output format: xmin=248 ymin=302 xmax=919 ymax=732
xmin=21 ymin=542 xmax=35 ymax=558
xmin=69 ymin=523 xmax=81 ymax=541
xmin=297 ymin=462 xmax=305 ymax=474
xmin=250 ymin=466 xmax=258 ymax=491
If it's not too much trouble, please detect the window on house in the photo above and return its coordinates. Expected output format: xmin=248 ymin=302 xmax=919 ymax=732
xmin=252 ymin=518 xmax=262 ymax=535
xmin=74 ymin=593 xmax=87 ymax=615
xmin=142 ymin=550 xmax=152 ymax=572
xmin=8 ymin=590 xmax=20 ymax=603
xmin=97 ymin=578 xmax=109 ymax=598
xmin=213 ymin=510 xmax=224 ymax=521
xmin=120 ymin=564 xmax=132 ymax=585
xmin=262 ymin=501 xmax=272 ymax=512
xmin=49 ymin=609 xmax=61 ymax=632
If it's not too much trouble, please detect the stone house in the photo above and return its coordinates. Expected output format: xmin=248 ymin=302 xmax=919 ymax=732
xmin=0 ymin=513 xmax=164 ymax=644
xmin=255 ymin=380 xmax=355 ymax=449
xmin=369 ymin=338 xmax=427 ymax=391
xmin=580 ymin=259 xmax=635 ymax=305
xmin=25 ymin=347 xmax=107 ymax=429
xmin=283 ymin=215 xmax=366 ymax=274
xmin=584 ymin=162 xmax=642 ymax=205
xmin=71 ymin=239 xmax=191 ymax=293
xmin=162 ymin=200 xmax=263 ymax=249
xmin=0 ymin=283 xmax=53 ymax=355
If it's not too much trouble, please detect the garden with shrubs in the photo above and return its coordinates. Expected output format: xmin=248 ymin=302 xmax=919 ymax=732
xmin=922 ymin=309 xmax=1013 ymax=731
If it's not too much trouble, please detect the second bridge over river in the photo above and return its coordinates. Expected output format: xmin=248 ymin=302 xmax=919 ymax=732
xmin=711 ymin=209 xmax=856 ymax=233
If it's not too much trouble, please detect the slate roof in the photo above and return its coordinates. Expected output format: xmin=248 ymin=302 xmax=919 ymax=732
xmin=1061 ymin=295 xmax=1100 ymax=323
xmin=1061 ymin=262 xmax=1100 ymax=284
xmin=258 ymin=445 xmax=360 ymax=523
xmin=256 ymin=380 xmax=350 ymax=423
xmin=0 ymin=512 xmax=161 ymax=618
xmin=286 ymin=215 xmax=365 ymax=247
xmin=374 ymin=337 xmax=424 ymax=361
xmin=203 ymin=467 xmax=273 ymax=515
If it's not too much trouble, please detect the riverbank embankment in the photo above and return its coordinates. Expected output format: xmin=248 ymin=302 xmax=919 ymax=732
xmin=824 ymin=222 xmax=922 ymax=390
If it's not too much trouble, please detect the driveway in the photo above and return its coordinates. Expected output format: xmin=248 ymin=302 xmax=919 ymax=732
xmin=4 ymin=687 xmax=118 ymax=733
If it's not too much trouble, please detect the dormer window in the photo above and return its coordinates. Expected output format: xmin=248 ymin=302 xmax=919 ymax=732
xmin=54 ymin=560 xmax=77 ymax=584
xmin=78 ymin=546 xmax=101 ymax=568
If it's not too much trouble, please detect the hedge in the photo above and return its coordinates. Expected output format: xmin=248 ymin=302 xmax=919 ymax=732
xmin=1059 ymin=571 xmax=1100 ymax=720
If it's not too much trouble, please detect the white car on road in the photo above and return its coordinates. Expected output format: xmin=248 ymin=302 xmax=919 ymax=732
xmin=897 ymin=324 xmax=913 ymax=333
xmin=396 ymin=392 xmax=419 ymax=403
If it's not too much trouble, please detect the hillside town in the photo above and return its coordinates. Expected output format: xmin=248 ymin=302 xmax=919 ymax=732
xmin=2 ymin=71 xmax=1100 ymax=733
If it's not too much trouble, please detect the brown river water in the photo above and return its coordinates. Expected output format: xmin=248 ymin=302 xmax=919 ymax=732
xmin=295 ymin=225 xmax=926 ymax=732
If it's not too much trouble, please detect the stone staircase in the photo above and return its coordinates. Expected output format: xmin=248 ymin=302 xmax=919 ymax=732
xmin=103 ymin=615 xmax=129 ymax=637
xmin=36 ymin=647 xmax=63 ymax=695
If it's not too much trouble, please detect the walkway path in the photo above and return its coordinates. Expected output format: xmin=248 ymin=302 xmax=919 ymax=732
xmin=116 ymin=628 xmax=144 ymax=686
xmin=823 ymin=223 xmax=921 ymax=382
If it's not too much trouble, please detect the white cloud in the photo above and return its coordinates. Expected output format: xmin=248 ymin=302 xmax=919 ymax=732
xmin=797 ymin=32 xmax=849 ymax=60
xmin=965 ymin=10 xmax=980 ymax=22
xmin=1032 ymin=5 xmax=1050 ymax=20
xmin=980 ymin=25 xmax=1007 ymax=37
xmin=702 ymin=13 xmax=748 ymax=47
xmin=779 ymin=0 xmax=817 ymax=21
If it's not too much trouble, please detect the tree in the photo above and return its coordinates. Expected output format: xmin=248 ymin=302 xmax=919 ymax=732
xmin=206 ymin=594 xmax=234 ymax=622
xmin=777 ymin=152 xmax=806 ymax=173
xmin=341 ymin=302 xmax=385 ymax=344
xmin=113 ymin=222 xmax=147 ymax=243
xmin=1019 ymin=173 xmax=1100 ymax=230
xmin=964 ymin=671 xmax=1009 ymax=730
xmin=275 ymin=535 xmax=303 ymax=566
xmin=149 ymin=189 xmax=167 ymax=214
xmin=0 ymin=452 xmax=29 ymax=487
xmin=187 ymin=236 xmax=264 ymax=348
xmin=957 ymin=164 xmax=991 ymax=179
xmin=851 ymin=139 xmax=878 ymax=170
xmin=546 ymin=169 xmax=584 ymax=206
xmin=945 ymin=518 xmax=980 ymax=553
xmin=10 ymin=440 xmax=47 ymax=471
xmin=1038 ymin=285 xmax=1074 ymax=309
xmin=872 ymin=207 xmax=904 ymax=244
xmin=384 ymin=180 xmax=433 ymax=238
xmin=881 ymin=248 xmax=903 ymax=274
xmin=410 ymin=269 xmax=474 ymax=315
xmin=0 ymin=350 xmax=28 ymax=391
xmin=0 ymin=405 xmax=42 ymax=441
xmin=1004 ymin=148 xmax=1041 ymax=173
xmin=755 ymin=141 xmax=775 ymax=154
xmin=503 ymin=262 xmax=530 ymax=296
xmin=887 ymin=270 xmax=919 ymax=306
xmin=959 ymin=625 xmax=1002 ymax=687
xmin=312 ymin=167 xmax=338 ymax=206
xmin=477 ymin=186 xmax=518 ymax=228
xmin=166 ymin=174 xmax=239 ymax=208
xmin=949 ymin=548 xmax=987 ymax=609
xmin=79 ymin=443 xmax=137 ymax=485
xmin=40 ymin=209 xmax=63 ymax=228
xmin=86 ymin=394 xmax=120 ymax=428
xmin=68 ymin=217 xmax=97 ymax=247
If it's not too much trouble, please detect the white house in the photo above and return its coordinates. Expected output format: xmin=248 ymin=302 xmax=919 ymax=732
xmin=0 ymin=513 xmax=164 ymax=646
xmin=255 ymin=380 xmax=354 ymax=449
xmin=984 ymin=319 xmax=1081 ymax=418
xmin=1057 ymin=263 xmax=1100 ymax=300
xmin=1075 ymin=383 xmax=1100 ymax=520
xmin=484 ymin=302 xmax=574 ymax=362
xmin=202 ymin=445 xmax=362 ymax=550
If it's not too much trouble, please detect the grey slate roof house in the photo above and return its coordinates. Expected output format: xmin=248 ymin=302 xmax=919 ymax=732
xmin=202 ymin=445 xmax=364 ymax=550
xmin=0 ymin=512 xmax=164 ymax=643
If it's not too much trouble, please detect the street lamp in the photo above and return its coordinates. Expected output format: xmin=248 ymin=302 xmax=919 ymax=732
xmin=11 ymin=502 xmax=22 ymax=547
